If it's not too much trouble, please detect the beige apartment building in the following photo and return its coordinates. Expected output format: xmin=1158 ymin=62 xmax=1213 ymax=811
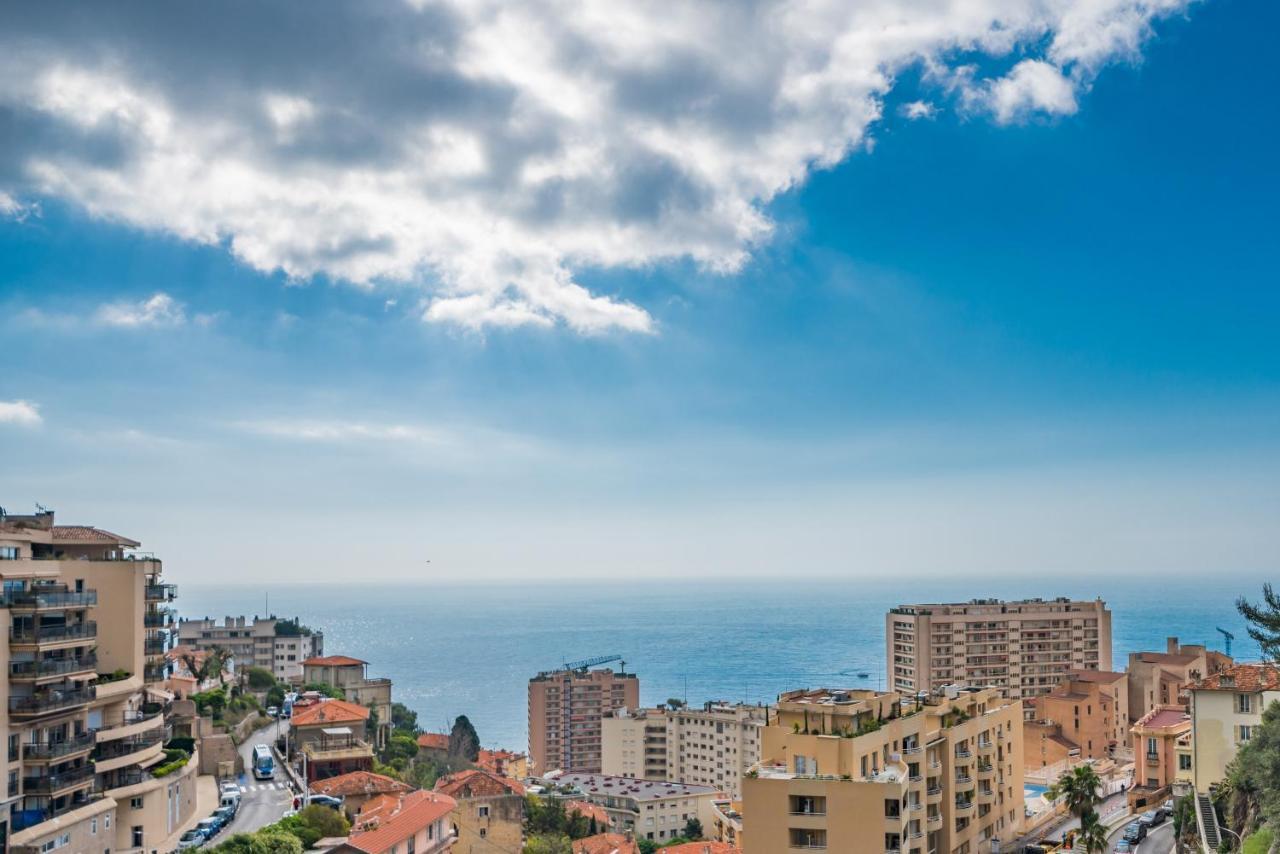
xmin=549 ymin=772 xmax=720 ymax=846
xmin=888 ymin=597 xmax=1112 ymax=700
xmin=302 ymin=655 xmax=393 ymax=747
xmin=742 ymin=685 xmax=1024 ymax=854
xmin=603 ymin=702 xmax=765 ymax=798
xmin=1185 ymin=663 xmax=1280 ymax=794
xmin=529 ymin=666 xmax=639 ymax=774
xmin=1022 ymin=669 xmax=1128 ymax=769
xmin=0 ymin=508 xmax=198 ymax=854
xmin=1126 ymin=636 xmax=1231 ymax=722
xmin=177 ymin=614 xmax=323 ymax=682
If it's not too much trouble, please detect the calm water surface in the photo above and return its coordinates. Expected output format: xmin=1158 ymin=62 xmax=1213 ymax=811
xmin=176 ymin=576 xmax=1266 ymax=752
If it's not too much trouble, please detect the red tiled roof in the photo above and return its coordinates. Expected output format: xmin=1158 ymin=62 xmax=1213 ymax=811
xmin=310 ymin=771 xmax=410 ymax=798
xmin=291 ymin=698 xmax=371 ymax=728
xmin=303 ymin=655 xmax=368 ymax=667
xmin=348 ymin=790 xmax=456 ymax=854
xmin=434 ymin=768 xmax=524 ymax=799
xmin=51 ymin=525 xmax=140 ymax=546
xmin=572 ymin=833 xmax=640 ymax=854
xmin=1191 ymin=663 xmax=1280 ymax=694
xmin=416 ymin=733 xmax=449 ymax=751
xmin=565 ymin=800 xmax=611 ymax=826
xmin=1136 ymin=707 xmax=1191 ymax=731
xmin=1068 ymin=669 xmax=1127 ymax=684
xmin=659 ymin=844 xmax=739 ymax=854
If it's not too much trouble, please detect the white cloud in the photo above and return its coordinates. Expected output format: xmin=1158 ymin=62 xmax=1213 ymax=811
xmin=0 ymin=1 xmax=1195 ymax=332
xmin=900 ymin=101 xmax=938 ymax=121
xmin=239 ymin=419 xmax=452 ymax=445
xmin=983 ymin=60 xmax=1081 ymax=124
xmin=0 ymin=400 xmax=42 ymax=427
xmin=95 ymin=293 xmax=187 ymax=328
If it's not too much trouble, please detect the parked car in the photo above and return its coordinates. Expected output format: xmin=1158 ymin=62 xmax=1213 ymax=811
xmin=220 ymin=780 xmax=241 ymax=797
xmin=177 ymin=829 xmax=205 ymax=850
xmin=308 ymin=794 xmax=343 ymax=810
xmin=1123 ymin=820 xmax=1147 ymax=842
xmin=215 ymin=805 xmax=236 ymax=827
xmin=266 ymin=705 xmax=279 ymax=717
xmin=1113 ymin=841 xmax=1133 ymax=853
xmin=1141 ymin=808 xmax=1166 ymax=827
xmin=220 ymin=791 xmax=241 ymax=814
xmin=1163 ymin=798 xmax=1175 ymax=813
xmin=197 ymin=817 xmax=221 ymax=839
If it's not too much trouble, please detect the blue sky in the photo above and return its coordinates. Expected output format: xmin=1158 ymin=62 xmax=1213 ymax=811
xmin=1 ymin=0 xmax=1278 ymax=583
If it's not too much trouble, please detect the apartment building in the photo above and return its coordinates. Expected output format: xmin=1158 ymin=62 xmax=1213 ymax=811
xmin=1021 ymin=669 xmax=1128 ymax=769
xmin=302 ymin=655 xmax=393 ymax=747
xmin=1127 ymin=706 xmax=1191 ymax=812
xmin=1185 ymin=663 xmax=1280 ymax=794
xmin=888 ymin=597 xmax=1112 ymax=699
xmin=291 ymin=698 xmax=376 ymax=782
xmin=434 ymin=769 xmax=525 ymax=854
xmin=549 ymin=772 xmax=720 ymax=846
xmin=345 ymin=790 xmax=457 ymax=854
xmin=177 ymin=614 xmax=323 ymax=682
xmin=603 ymin=702 xmax=765 ymax=799
xmin=742 ymin=685 xmax=1024 ymax=854
xmin=529 ymin=666 xmax=639 ymax=774
xmin=1127 ymin=636 xmax=1231 ymax=722
xmin=0 ymin=508 xmax=198 ymax=854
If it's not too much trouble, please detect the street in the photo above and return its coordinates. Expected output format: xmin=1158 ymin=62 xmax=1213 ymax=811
xmin=219 ymin=718 xmax=295 ymax=840
xmin=1105 ymin=817 xmax=1175 ymax=854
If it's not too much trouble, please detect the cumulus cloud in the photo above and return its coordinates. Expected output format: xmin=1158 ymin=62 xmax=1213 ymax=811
xmin=900 ymin=101 xmax=938 ymax=121
xmin=0 ymin=1 xmax=1194 ymax=333
xmin=0 ymin=400 xmax=42 ymax=426
xmin=95 ymin=292 xmax=187 ymax=328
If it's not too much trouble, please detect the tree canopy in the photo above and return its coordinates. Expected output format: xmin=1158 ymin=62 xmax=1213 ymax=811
xmin=449 ymin=714 xmax=480 ymax=762
xmin=1238 ymin=584 xmax=1280 ymax=662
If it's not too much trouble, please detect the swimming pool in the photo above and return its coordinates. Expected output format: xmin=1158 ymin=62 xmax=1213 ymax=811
xmin=1024 ymin=784 xmax=1049 ymax=798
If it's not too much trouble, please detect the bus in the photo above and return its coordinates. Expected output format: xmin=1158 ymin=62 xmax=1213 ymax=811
xmin=251 ymin=744 xmax=274 ymax=780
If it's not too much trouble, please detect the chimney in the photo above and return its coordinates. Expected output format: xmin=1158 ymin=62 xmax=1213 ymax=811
xmin=1167 ymin=637 xmax=1179 ymax=654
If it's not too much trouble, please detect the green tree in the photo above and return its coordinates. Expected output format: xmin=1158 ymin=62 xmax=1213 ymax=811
xmin=1238 ymin=584 xmax=1280 ymax=662
xmin=1047 ymin=763 xmax=1102 ymax=824
xmin=1076 ymin=813 xmax=1108 ymax=854
xmin=523 ymin=834 xmax=572 ymax=854
xmin=266 ymin=684 xmax=285 ymax=708
xmin=683 ymin=817 xmax=704 ymax=839
xmin=391 ymin=702 xmax=419 ymax=734
xmin=638 ymin=840 xmax=658 ymax=854
xmin=210 ymin=834 xmax=267 ymax=854
xmin=1223 ymin=700 xmax=1280 ymax=843
xmin=1172 ymin=795 xmax=1200 ymax=854
xmin=245 ymin=667 xmax=277 ymax=690
xmin=449 ymin=714 xmax=481 ymax=762
xmin=297 ymin=804 xmax=350 ymax=838
xmin=254 ymin=831 xmax=304 ymax=854
xmin=525 ymin=795 xmax=569 ymax=836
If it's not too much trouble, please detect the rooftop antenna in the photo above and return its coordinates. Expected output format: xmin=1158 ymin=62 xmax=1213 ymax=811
xmin=34 ymin=502 xmax=48 ymax=513
xmin=1217 ymin=627 xmax=1234 ymax=657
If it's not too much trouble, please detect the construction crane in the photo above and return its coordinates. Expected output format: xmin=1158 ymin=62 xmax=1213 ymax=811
xmin=1217 ymin=627 xmax=1234 ymax=657
xmin=561 ymin=654 xmax=623 ymax=673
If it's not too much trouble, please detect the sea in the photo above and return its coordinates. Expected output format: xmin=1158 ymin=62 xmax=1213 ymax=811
xmin=176 ymin=574 xmax=1269 ymax=753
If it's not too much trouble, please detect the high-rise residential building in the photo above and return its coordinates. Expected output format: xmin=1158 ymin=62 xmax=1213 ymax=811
xmin=177 ymin=614 xmax=323 ymax=682
xmin=1126 ymin=636 xmax=1232 ymax=723
xmin=0 ymin=508 xmax=197 ymax=853
xmin=602 ymin=702 xmax=766 ymax=798
xmin=887 ymin=597 xmax=1112 ymax=699
xmin=528 ymin=666 xmax=639 ymax=774
xmin=742 ymin=686 xmax=1024 ymax=854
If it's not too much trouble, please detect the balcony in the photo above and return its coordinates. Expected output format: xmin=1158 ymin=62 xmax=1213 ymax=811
xmin=144 ymin=637 xmax=168 ymax=656
xmin=9 ymin=654 xmax=98 ymax=682
xmin=22 ymin=765 xmax=96 ymax=794
xmin=22 ymin=732 xmax=96 ymax=761
xmin=10 ymin=622 xmax=97 ymax=648
xmin=143 ymin=609 xmax=173 ymax=628
xmin=94 ymin=730 xmax=164 ymax=761
xmin=144 ymin=583 xmax=177 ymax=602
xmin=143 ymin=664 xmax=168 ymax=683
xmin=9 ymin=686 xmax=96 ymax=718
xmin=954 ymin=749 xmax=972 ymax=760
xmin=927 ymin=813 xmax=942 ymax=828
xmin=954 ymin=800 xmax=974 ymax=814
xmin=10 ymin=793 xmax=105 ymax=833
xmin=1146 ymin=753 xmax=1161 ymax=767
xmin=5 ymin=588 xmax=98 ymax=611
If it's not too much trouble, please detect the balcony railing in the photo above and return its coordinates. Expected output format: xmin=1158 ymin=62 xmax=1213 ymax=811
xmin=98 ymin=702 xmax=169 ymax=733
xmin=22 ymin=765 xmax=96 ymax=793
xmin=143 ymin=637 xmax=168 ymax=655
xmin=9 ymin=686 xmax=96 ymax=717
xmin=10 ymin=654 xmax=98 ymax=681
xmin=143 ymin=610 xmax=173 ymax=628
xmin=94 ymin=730 xmax=164 ymax=761
xmin=22 ymin=732 xmax=97 ymax=760
xmin=4 ymin=589 xmax=98 ymax=610
xmin=10 ymin=793 xmax=104 ymax=833
xmin=144 ymin=583 xmax=177 ymax=602
xmin=10 ymin=622 xmax=97 ymax=645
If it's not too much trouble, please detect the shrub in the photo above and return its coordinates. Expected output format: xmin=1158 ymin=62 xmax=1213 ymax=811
xmin=166 ymin=736 xmax=195 ymax=754
xmin=152 ymin=749 xmax=191 ymax=778
xmin=245 ymin=667 xmax=277 ymax=690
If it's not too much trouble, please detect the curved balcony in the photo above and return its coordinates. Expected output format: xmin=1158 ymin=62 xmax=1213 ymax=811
xmin=97 ymin=703 xmax=169 ymax=741
xmin=976 ymin=739 xmax=996 ymax=757
xmin=22 ymin=732 xmax=96 ymax=762
xmin=94 ymin=731 xmax=164 ymax=773
xmin=144 ymin=583 xmax=177 ymax=602
xmin=22 ymin=765 xmax=96 ymax=795
xmin=143 ymin=609 xmax=173 ymax=629
xmin=9 ymin=686 xmax=96 ymax=718
xmin=144 ymin=637 xmax=168 ymax=656
xmin=976 ymin=763 xmax=996 ymax=781
xmin=10 ymin=654 xmax=98 ymax=683
xmin=977 ymin=788 xmax=996 ymax=806
xmin=926 ymin=784 xmax=942 ymax=805
xmin=10 ymin=622 xmax=97 ymax=650
xmin=927 ymin=813 xmax=942 ymax=829
xmin=953 ymin=800 xmax=974 ymax=815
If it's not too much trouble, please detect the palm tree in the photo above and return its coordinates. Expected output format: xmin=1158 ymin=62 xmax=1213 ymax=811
xmin=1076 ymin=813 xmax=1108 ymax=853
xmin=1047 ymin=763 xmax=1103 ymax=822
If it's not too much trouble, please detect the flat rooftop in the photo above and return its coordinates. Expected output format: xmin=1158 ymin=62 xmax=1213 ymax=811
xmin=553 ymin=773 xmax=719 ymax=802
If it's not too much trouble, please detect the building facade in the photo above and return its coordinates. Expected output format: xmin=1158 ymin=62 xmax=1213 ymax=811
xmin=603 ymin=702 xmax=765 ymax=799
xmin=742 ymin=685 xmax=1024 ymax=854
xmin=347 ymin=790 xmax=457 ymax=854
xmin=1021 ymin=670 xmax=1128 ymax=769
xmin=177 ymin=615 xmax=323 ymax=682
xmin=1127 ymin=637 xmax=1232 ymax=723
xmin=434 ymin=769 xmax=525 ymax=854
xmin=1127 ymin=706 xmax=1191 ymax=812
xmin=291 ymin=698 xmax=376 ymax=782
xmin=529 ymin=666 xmax=639 ymax=774
xmin=302 ymin=656 xmax=393 ymax=747
xmin=0 ymin=508 xmax=198 ymax=854
xmin=887 ymin=597 xmax=1112 ymax=700
xmin=549 ymin=772 xmax=720 ymax=846
xmin=1186 ymin=663 xmax=1280 ymax=794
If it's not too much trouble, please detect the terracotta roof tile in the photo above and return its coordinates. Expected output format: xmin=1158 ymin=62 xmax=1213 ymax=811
xmin=571 ymin=833 xmax=640 ymax=854
xmin=291 ymin=698 xmax=371 ymax=728
xmin=310 ymin=771 xmax=410 ymax=798
xmin=434 ymin=768 xmax=524 ymax=799
xmin=658 ymin=844 xmax=739 ymax=854
xmin=416 ymin=733 xmax=449 ymax=750
xmin=303 ymin=655 xmax=369 ymax=667
xmin=1191 ymin=663 xmax=1280 ymax=693
xmin=51 ymin=525 xmax=140 ymax=546
xmin=348 ymin=790 xmax=456 ymax=854
xmin=565 ymin=800 xmax=611 ymax=826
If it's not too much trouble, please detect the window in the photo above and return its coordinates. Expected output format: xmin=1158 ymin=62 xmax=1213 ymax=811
xmin=7 ymin=770 xmax=16 ymax=798
xmin=1239 ymin=725 xmax=1253 ymax=743
xmin=131 ymin=797 xmax=143 ymax=809
xmin=105 ymin=814 xmax=111 ymax=829
xmin=0 ymin=546 xmax=18 ymax=559
xmin=477 ymin=805 xmax=490 ymax=818
xmin=407 ymin=837 xmax=415 ymax=854
xmin=91 ymin=818 xmax=98 ymax=834
xmin=39 ymin=833 xmax=71 ymax=852
xmin=1147 ymin=737 xmax=1158 ymax=758
xmin=131 ymin=827 xmax=143 ymax=848
xmin=1238 ymin=695 xmax=1253 ymax=714
xmin=1179 ymin=754 xmax=1192 ymax=770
